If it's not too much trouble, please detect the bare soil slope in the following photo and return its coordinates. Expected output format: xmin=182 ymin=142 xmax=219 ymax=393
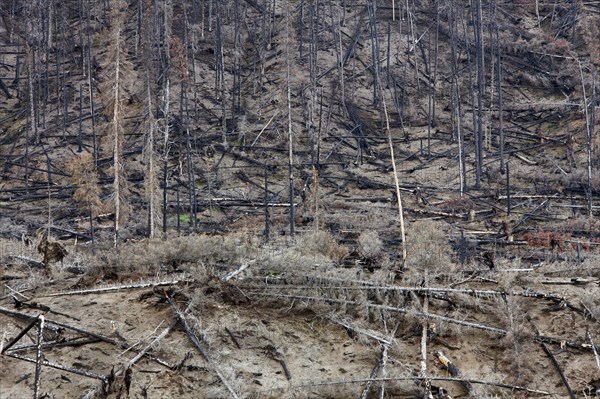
xmin=1 ymin=0 xmax=600 ymax=398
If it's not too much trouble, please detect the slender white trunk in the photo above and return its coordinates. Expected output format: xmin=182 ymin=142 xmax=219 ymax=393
xmin=381 ymin=93 xmax=407 ymax=264
xmin=579 ymin=61 xmax=593 ymax=216
xmin=149 ymin=123 xmax=155 ymax=238
xmin=113 ymin=27 xmax=121 ymax=247
xmin=286 ymin=1 xmax=295 ymax=238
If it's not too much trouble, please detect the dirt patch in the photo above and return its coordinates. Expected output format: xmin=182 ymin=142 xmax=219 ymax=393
xmin=2 ymin=239 xmax=600 ymax=399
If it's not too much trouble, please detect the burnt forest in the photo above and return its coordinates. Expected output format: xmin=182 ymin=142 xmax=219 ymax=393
xmin=1 ymin=0 xmax=600 ymax=398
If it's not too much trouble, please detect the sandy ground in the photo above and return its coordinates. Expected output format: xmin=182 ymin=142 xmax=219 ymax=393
xmin=2 ymin=248 xmax=600 ymax=399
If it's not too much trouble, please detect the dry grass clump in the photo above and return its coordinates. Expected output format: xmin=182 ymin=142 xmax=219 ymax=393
xmin=82 ymin=231 xmax=348 ymax=283
xmin=0 ymin=237 xmax=55 ymax=289
xmin=495 ymin=295 xmax=536 ymax=385
xmin=438 ymin=195 xmax=476 ymax=214
xmin=295 ymin=230 xmax=347 ymax=261
xmin=88 ymin=233 xmax=262 ymax=277
xmin=357 ymin=230 xmax=383 ymax=260
xmin=0 ymin=236 xmax=31 ymax=261
xmin=580 ymin=289 xmax=600 ymax=322
xmin=0 ymin=218 xmax=27 ymax=240
xmin=405 ymin=219 xmax=456 ymax=282
xmin=250 ymin=231 xmax=346 ymax=276
xmin=552 ymin=216 xmax=600 ymax=235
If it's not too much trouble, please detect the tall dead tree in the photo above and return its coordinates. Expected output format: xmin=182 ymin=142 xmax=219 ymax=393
xmin=182 ymin=80 xmax=197 ymax=231
xmin=232 ymin=0 xmax=242 ymax=121
xmin=463 ymin=8 xmax=477 ymax=189
xmin=427 ymin=4 xmax=440 ymax=157
xmin=375 ymin=32 xmax=407 ymax=264
xmin=307 ymin=0 xmax=319 ymax=165
xmin=473 ymin=0 xmax=484 ymax=187
xmin=492 ymin=0 xmax=504 ymax=173
xmin=23 ymin=1 xmax=43 ymax=144
xmin=26 ymin=43 xmax=38 ymax=144
xmin=85 ymin=0 xmax=98 ymax=164
xmin=160 ymin=0 xmax=173 ymax=237
xmin=161 ymin=78 xmax=171 ymax=237
xmin=579 ymin=61 xmax=594 ymax=215
xmin=286 ymin=0 xmax=295 ymax=238
xmin=367 ymin=0 xmax=380 ymax=107
xmin=144 ymin=74 xmax=160 ymax=238
xmin=103 ymin=0 xmax=132 ymax=246
xmin=449 ymin=0 xmax=466 ymax=193
xmin=405 ymin=0 xmax=420 ymax=91
xmin=215 ymin=0 xmax=227 ymax=145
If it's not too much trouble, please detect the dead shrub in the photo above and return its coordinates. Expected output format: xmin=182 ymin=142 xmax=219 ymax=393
xmin=438 ymin=194 xmax=475 ymax=214
xmin=357 ymin=230 xmax=383 ymax=260
xmin=296 ymin=231 xmax=346 ymax=261
xmin=495 ymin=295 xmax=536 ymax=385
xmin=580 ymin=289 xmax=600 ymax=321
xmin=406 ymin=219 xmax=455 ymax=281
xmin=0 ymin=218 xmax=27 ymax=240
xmin=86 ymin=233 xmax=261 ymax=278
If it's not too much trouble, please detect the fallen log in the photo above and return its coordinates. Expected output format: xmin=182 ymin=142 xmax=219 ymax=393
xmin=434 ymin=350 xmax=474 ymax=394
xmin=331 ymin=318 xmax=392 ymax=345
xmin=44 ymin=278 xmax=187 ymax=297
xmin=166 ymin=294 xmax=242 ymax=399
xmin=242 ymin=0 xmax=266 ymax=13
xmin=4 ymin=352 xmax=107 ymax=381
xmin=291 ymin=376 xmax=552 ymax=395
xmin=214 ymin=143 xmax=272 ymax=169
xmin=9 ymin=255 xmax=44 ymax=268
xmin=9 ymin=337 xmax=101 ymax=352
xmin=250 ymin=293 xmax=595 ymax=351
xmin=541 ymin=278 xmax=596 ymax=286
xmin=513 ymin=152 xmax=538 ymax=165
xmin=48 ymin=225 xmax=92 ymax=240
xmin=12 ymin=297 xmax=81 ymax=321
xmin=588 ymin=332 xmax=600 ymax=373
xmin=1 ymin=314 xmax=41 ymax=354
xmin=33 ymin=316 xmax=45 ymax=399
xmin=221 ymin=260 xmax=256 ymax=282
xmin=0 ymin=306 xmax=174 ymax=368
xmin=251 ymin=292 xmax=508 ymax=334
xmin=360 ymin=344 xmax=388 ymax=399
xmin=540 ymin=342 xmax=576 ymax=399
xmin=241 ymin=280 xmax=583 ymax=313
xmin=368 ymin=324 xmax=397 ymax=399
xmin=3 ymin=284 xmax=32 ymax=301
xmin=263 ymin=344 xmax=291 ymax=381
xmin=225 ymin=327 xmax=241 ymax=349
xmin=80 ymin=320 xmax=177 ymax=399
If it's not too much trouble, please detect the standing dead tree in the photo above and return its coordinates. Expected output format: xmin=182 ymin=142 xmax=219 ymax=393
xmin=579 ymin=60 xmax=594 ymax=216
xmin=286 ymin=0 xmax=295 ymax=238
xmin=101 ymin=0 xmax=133 ymax=246
xmin=472 ymin=0 xmax=484 ymax=187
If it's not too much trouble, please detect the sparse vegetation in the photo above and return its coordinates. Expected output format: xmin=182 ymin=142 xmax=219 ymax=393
xmin=1 ymin=0 xmax=600 ymax=397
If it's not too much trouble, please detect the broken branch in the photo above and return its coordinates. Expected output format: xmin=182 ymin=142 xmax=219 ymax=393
xmin=167 ymin=294 xmax=242 ymax=399
xmin=540 ymin=342 xmax=576 ymax=399
xmin=33 ymin=316 xmax=45 ymax=399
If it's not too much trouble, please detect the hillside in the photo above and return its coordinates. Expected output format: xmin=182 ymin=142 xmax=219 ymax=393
xmin=1 ymin=0 xmax=600 ymax=398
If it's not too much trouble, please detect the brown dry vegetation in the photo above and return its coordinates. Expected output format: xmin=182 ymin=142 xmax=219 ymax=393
xmin=1 ymin=0 xmax=600 ymax=398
